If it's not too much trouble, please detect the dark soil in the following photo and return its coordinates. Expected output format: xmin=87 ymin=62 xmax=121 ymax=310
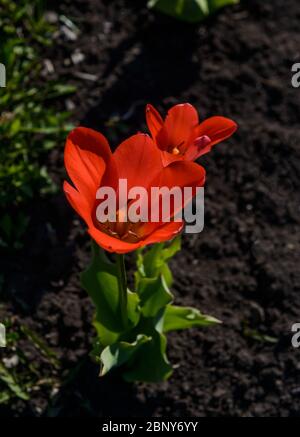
xmin=1 ymin=0 xmax=300 ymax=417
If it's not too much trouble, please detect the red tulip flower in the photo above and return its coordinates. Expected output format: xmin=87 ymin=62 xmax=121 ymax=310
xmin=62 ymin=105 xmax=229 ymax=383
xmin=63 ymin=127 xmax=205 ymax=254
xmin=146 ymin=103 xmax=237 ymax=166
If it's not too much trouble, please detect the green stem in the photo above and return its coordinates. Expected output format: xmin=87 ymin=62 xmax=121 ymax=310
xmin=116 ymin=254 xmax=128 ymax=328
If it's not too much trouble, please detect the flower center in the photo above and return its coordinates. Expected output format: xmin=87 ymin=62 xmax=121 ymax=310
xmin=167 ymin=141 xmax=185 ymax=155
xmin=98 ymin=206 xmax=143 ymax=243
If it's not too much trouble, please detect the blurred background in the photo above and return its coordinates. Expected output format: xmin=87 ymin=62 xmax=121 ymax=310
xmin=0 ymin=0 xmax=300 ymax=417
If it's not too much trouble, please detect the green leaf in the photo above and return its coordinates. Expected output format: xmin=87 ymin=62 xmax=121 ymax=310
xmin=0 ymin=362 xmax=29 ymax=401
xmin=163 ymin=305 xmax=221 ymax=332
xmin=243 ymin=327 xmax=278 ymax=344
xmin=144 ymin=236 xmax=181 ymax=277
xmin=135 ymin=237 xmax=181 ymax=289
xmin=21 ymin=325 xmax=60 ymax=369
xmin=81 ymin=244 xmax=123 ymax=333
xmin=100 ymin=334 xmax=150 ymax=376
xmin=208 ymin=0 xmax=239 ymax=13
xmin=195 ymin=0 xmax=209 ymax=15
xmin=47 ymin=84 xmax=77 ymax=98
xmin=93 ymin=290 xmax=140 ymax=348
xmin=0 ymin=390 xmax=12 ymax=404
xmin=123 ymin=331 xmax=172 ymax=383
xmin=81 ymin=243 xmax=141 ymax=344
xmin=138 ymin=275 xmax=173 ymax=318
xmin=127 ymin=290 xmax=141 ymax=328
xmin=148 ymin=0 xmax=239 ymax=23
xmin=93 ymin=321 xmax=120 ymax=348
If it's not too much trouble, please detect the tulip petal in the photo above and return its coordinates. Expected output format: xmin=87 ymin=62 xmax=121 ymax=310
xmin=160 ymin=151 xmax=183 ymax=167
xmin=184 ymin=135 xmax=212 ymax=161
xmin=64 ymin=127 xmax=111 ymax=205
xmin=194 ymin=116 xmax=237 ymax=154
xmin=88 ymin=226 xmax=141 ymax=254
xmin=146 ymin=104 xmax=164 ymax=140
xmin=152 ymin=160 xmax=206 ymax=191
xmin=113 ymin=133 xmax=163 ymax=194
xmin=144 ymin=160 xmax=206 ymax=227
xmin=63 ymin=181 xmax=93 ymax=225
xmin=143 ymin=221 xmax=184 ymax=245
xmin=157 ymin=103 xmax=199 ymax=151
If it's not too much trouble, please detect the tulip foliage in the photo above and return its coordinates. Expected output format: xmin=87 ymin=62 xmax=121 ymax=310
xmin=82 ymin=239 xmax=220 ymax=382
xmin=148 ymin=0 xmax=240 ymax=23
xmin=64 ymin=103 xmax=237 ymax=382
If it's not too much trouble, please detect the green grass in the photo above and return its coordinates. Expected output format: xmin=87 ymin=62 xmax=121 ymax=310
xmin=0 ymin=0 xmax=74 ymax=411
xmin=0 ymin=0 xmax=75 ymax=248
xmin=0 ymin=318 xmax=60 ymax=406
